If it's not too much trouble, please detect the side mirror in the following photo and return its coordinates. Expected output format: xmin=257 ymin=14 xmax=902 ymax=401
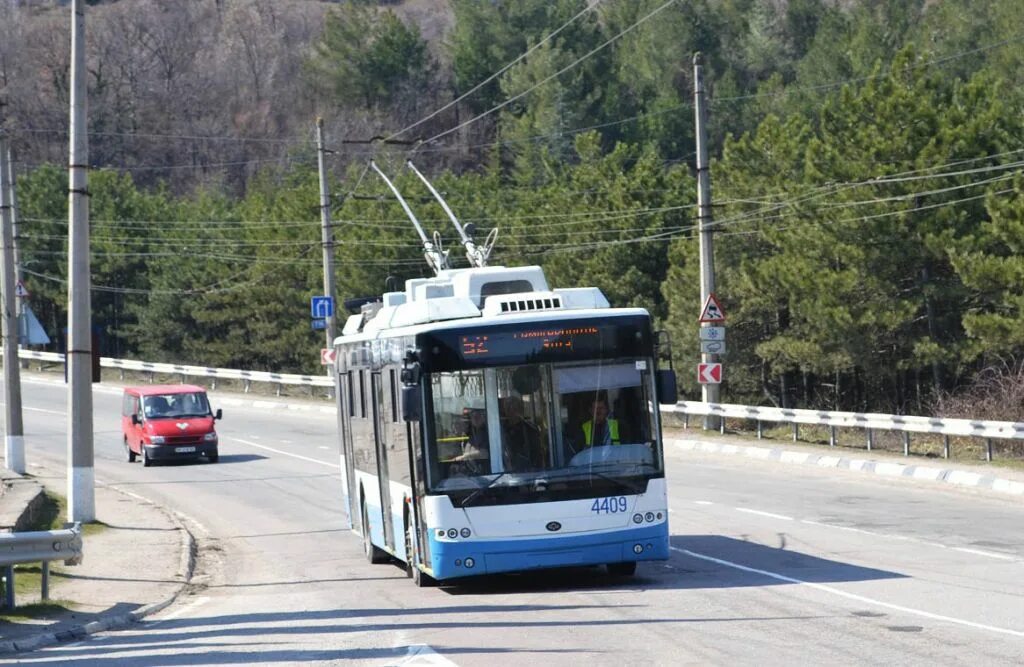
xmin=131 ymin=414 xmax=141 ymax=426
xmin=656 ymin=369 xmax=678 ymax=405
xmin=214 ymin=408 xmax=223 ymax=420
xmin=401 ymin=386 xmax=422 ymax=422
xmin=400 ymin=363 xmax=421 ymax=385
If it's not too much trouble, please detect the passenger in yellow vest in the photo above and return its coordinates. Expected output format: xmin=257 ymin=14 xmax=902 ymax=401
xmin=579 ymin=397 xmax=620 ymax=447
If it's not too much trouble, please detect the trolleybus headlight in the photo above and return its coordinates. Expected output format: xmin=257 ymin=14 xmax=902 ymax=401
xmin=645 ymin=512 xmax=655 ymax=522
xmin=464 ymin=557 xmax=475 ymax=569
xmin=447 ymin=528 xmax=458 ymax=539
xmin=633 ymin=513 xmax=643 ymax=524
xmin=633 ymin=544 xmax=644 ymax=554
xmin=460 ymin=528 xmax=471 ymax=538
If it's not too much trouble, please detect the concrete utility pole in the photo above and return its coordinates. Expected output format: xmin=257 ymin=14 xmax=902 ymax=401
xmin=0 ymin=137 xmax=25 ymax=474
xmin=316 ymin=118 xmax=337 ymax=353
xmin=7 ymin=145 xmax=27 ymax=354
xmin=693 ymin=53 xmax=720 ymax=429
xmin=67 ymin=0 xmax=94 ymax=522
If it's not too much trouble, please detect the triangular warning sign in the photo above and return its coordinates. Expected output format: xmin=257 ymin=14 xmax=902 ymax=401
xmin=14 ymin=280 xmax=29 ymax=298
xmin=698 ymin=293 xmax=726 ymax=323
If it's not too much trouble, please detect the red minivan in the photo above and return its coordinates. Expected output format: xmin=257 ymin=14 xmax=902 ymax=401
xmin=121 ymin=385 xmax=222 ymax=466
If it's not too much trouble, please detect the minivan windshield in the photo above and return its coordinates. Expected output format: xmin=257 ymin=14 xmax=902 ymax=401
xmin=142 ymin=392 xmax=211 ymax=419
xmin=426 ymin=359 xmax=662 ymax=502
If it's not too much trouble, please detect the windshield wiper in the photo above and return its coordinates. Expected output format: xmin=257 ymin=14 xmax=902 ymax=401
xmin=540 ymin=466 xmax=648 ymax=494
xmin=459 ymin=472 xmax=511 ymax=508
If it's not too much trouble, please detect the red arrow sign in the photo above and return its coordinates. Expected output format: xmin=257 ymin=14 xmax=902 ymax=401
xmin=697 ymin=362 xmax=722 ymax=384
xmin=321 ymin=348 xmax=337 ymax=365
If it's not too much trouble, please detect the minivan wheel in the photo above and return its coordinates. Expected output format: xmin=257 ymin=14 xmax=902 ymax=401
xmin=142 ymin=447 xmax=152 ymax=467
xmin=124 ymin=438 xmax=136 ymax=463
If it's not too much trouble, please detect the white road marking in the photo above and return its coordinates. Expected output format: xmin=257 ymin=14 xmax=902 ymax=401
xmin=400 ymin=644 xmax=458 ymax=666
xmin=0 ymin=401 xmax=66 ymax=416
xmin=952 ymin=546 xmax=1016 ymax=561
xmin=319 ymin=446 xmax=329 ymax=450
xmin=694 ymin=500 xmax=714 ymax=506
xmin=671 ymin=546 xmax=1024 ymax=638
xmin=147 ymin=595 xmax=211 ymax=625
xmin=736 ymin=507 xmax=794 ymax=521
xmin=229 ymin=436 xmax=338 ymax=469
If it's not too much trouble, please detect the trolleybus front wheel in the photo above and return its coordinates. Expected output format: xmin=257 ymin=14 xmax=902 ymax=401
xmin=405 ymin=515 xmax=437 ymax=588
xmin=361 ymin=499 xmax=389 ymax=564
xmin=607 ymin=561 xmax=637 ymax=576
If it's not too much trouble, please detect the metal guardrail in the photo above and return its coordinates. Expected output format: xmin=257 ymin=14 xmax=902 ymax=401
xmin=12 ymin=349 xmax=334 ymax=394
xmin=12 ymin=349 xmax=1023 ymax=460
xmin=0 ymin=523 xmax=83 ymax=609
xmin=664 ymin=401 xmax=1024 ymax=461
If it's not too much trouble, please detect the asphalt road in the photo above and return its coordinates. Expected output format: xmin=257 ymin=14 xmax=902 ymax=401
xmin=5 ymin=376 xmax=1024 ymax=665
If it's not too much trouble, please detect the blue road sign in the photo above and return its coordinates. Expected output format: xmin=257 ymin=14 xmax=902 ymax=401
xmin=311 ymin=318 xmax=327 ymax=331
xmin=311 ymin=296 xmax=334 ymax=319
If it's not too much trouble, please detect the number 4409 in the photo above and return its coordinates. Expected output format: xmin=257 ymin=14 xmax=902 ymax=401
xmin=591 ymin=496 xmax=628 ymax=514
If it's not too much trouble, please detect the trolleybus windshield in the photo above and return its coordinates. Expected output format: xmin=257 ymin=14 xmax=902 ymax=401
xmin=425 ymin=357 xmax=663 ymax=505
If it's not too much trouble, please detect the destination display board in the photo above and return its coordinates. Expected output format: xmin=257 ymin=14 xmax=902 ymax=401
xmin=417 ymin=315 xmax=652 ymax=371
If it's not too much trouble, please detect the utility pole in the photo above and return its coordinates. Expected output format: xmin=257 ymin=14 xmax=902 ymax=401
xmin=694 ymin=53 xmax=720 ymax=430
xmin=67 ymin=0 xmax=94 ymax=522
xmin=8 ymin=146 xmax=28 ymax=366
xmin=0 ymin=137 xmax=25 ymax=474
xmin=316 ymin=118 xmax=336 ymax=354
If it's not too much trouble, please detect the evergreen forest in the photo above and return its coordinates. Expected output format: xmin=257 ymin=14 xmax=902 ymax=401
xmin=2 ymin=0 xmax=1023 ymax=416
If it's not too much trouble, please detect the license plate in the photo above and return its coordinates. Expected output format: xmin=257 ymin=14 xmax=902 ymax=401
xmin=175 ymin=446 xmax=196 ymax=453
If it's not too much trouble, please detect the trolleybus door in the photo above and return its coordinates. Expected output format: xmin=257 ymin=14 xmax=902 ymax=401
xmin=371 ymin=372 xmax=396 ymax=550
xmin=337 ymin=370 xmax=358 ymax=529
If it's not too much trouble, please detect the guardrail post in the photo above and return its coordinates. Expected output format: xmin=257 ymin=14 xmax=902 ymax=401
xmin=756 ymin=420 xmax=762 ymax=439
xmin=119 ymin=369 xmax=124 ymax=381
xmin=276 ymin=383 xmax=283 ymax=397
xmin=211 ymin=379 xmax=217 ymax=390
xmin=719 ymin=416 xmax=725 ymax=434
xmin=943 ymin=435 xmax=950 ymax=459
xmin=829 ymin=426 xmax=836 ymax=447
xmin=179 ymin=373 xmax=185 ymax=384
xmin=683 ymin=413 xmax=689 ymax=429
xmin=792 ymin=423 xmax=799 ymax=442
xmin=902 ymin=432 xmax=910 ymax=457
xmin=41 ymin=561 xmax=49 ymax=600
xmin=148 ymin=371 xmax=154 ymax=383
xmin=986 ymin=438 xmax=993 ymax=462
xmin=866 ymin=428 xmax=873 ymax=451
xmin=4 ymin=565 xmax=13 ymax=609
xmin=243 ymin=380 xmax=251 ymax=393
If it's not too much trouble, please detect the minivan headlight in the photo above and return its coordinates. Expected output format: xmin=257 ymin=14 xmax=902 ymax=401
xmin=203 ymin=432 xmax=217 ymax=442
xmin=149 ymin=435 xmax=165 ymax=444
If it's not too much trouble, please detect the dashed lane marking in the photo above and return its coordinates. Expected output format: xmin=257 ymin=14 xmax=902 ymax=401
xmin=735 ymin=507 xmax=794 ymax=521
xmin=147 ymin=596 xmax=212 ymax=625
xmin=228 ymin=436 xmax=338 ymax=469
xmin=952 ymin=546 xmax=1016 ymax=561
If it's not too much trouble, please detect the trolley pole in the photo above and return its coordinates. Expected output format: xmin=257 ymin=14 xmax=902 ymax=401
xmin=0 ymin=137 xmax=25 ymax=474
xmin=67 ymin=0 xmax=95 ymax=522
xmin=694 ymin=53 xmax=720 ymax=430
xmin=316 ymin=118 xmax=337 ymax=354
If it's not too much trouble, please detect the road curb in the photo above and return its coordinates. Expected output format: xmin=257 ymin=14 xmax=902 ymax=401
xmin=670 ymin=438 xmax=1024 ymax=497
xmin=0 ymin=485 xmax=198 ymax=655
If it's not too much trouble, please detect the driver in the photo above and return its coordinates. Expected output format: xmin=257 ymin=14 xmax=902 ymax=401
xmin=578 ymin=396 xmax=620 ymax=448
